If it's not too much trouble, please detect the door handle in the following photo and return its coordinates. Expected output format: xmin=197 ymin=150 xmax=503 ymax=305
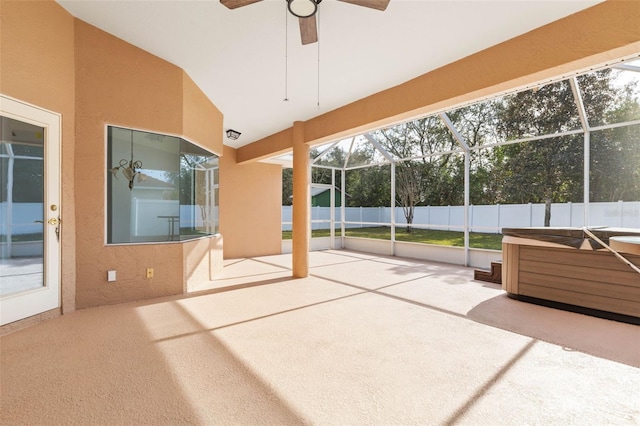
xmin=34 ymin=219 xmax=61 ymax=240
xmin=47 ymin=217 xmax=62 ymax=241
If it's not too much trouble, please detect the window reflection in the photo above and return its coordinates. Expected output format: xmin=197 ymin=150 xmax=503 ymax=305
xmin=107 ymin=126 xmax=218 ymax=244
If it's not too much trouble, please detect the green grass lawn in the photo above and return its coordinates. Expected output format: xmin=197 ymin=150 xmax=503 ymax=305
xmin=282 ymin=226 xmax=502 ymax=250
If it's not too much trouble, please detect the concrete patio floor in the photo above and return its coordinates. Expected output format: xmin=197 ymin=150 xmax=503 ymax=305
xmin=1 ymin=250 xmax=639 ymax=425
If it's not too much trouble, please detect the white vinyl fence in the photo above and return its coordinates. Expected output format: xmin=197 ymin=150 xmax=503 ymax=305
xmin=3 ymin=201 xmax=638 ymax=237
xmin=282 ymin=201 xmax=640 ymax=232
xmin=0 ymin=203 xmax=43 ymax=236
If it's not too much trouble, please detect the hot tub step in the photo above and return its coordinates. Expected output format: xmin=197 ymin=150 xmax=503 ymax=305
xmin=474 ymin=261 xmax=502 ymax=284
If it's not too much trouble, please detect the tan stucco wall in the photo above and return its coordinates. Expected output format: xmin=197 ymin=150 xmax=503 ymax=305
xmin=182 ymin=73 xmax=223 ymax=156
xmin=73 ymin=20 xmax=224 ymax=309
xmin=219 ymin=145 xmax=282 ymax=259
xmin=183 ymin=234 xmax=224 ymax=292
xmin=73 ymin=20 xmax=186 ymax=308
xmin=0 ymin=0 xmax=77 ymax=313
xmin=0 ymin=0 xmax=256 ymax=314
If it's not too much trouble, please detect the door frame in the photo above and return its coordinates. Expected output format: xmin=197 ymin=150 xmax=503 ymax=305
xmin=1 ymin=95 xmax=61 ymax=325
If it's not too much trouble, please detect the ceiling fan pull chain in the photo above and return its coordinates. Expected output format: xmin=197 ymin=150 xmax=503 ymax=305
xmin=317 ymin=7 xmax=320 ymax=107
xmin=284 ymin=5 xmax=289 ymax=102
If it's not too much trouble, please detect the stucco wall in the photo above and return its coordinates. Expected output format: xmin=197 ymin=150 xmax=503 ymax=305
xmin=0 ymin=0 xmax=266 ymax=314
xmin=0 ymin=0 xmax=77 ymax=313
xmin=183 ymin=234 xmax=224 ymax=292
xmin=219 ymin=146 xmax=282 ymax=259
xmin=73 ymin=20 xmax=224 ymax=309
xmin=73 ymin=20 xmax=185 ymax=308
xmin=182 ymin=73 xmax=223 ymax=156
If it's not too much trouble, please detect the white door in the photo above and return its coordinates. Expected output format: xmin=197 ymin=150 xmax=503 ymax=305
xmin=0 ymin=96 xmax=61 ymax=326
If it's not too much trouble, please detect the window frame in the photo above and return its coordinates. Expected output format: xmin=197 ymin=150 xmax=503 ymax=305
xmin=104 ymin=124 xmax=220 ymax=246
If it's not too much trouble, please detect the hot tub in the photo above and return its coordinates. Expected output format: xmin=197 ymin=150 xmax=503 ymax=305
xmin=501 ymin=227 xmax=640 ymax=323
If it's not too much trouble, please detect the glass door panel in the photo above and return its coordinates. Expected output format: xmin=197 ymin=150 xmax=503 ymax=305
xmin=0 ymin=116 xmax=45 ymax=297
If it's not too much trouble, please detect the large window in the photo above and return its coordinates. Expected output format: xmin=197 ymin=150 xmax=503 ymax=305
xmin=107 ymin=126 xmax=218 ymax=244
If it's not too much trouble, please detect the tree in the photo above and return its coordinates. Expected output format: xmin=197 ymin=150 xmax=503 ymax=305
xmin=372 ymin=117 xmax=463 ymax=232
xmin=589 ymin=78 xmax=640 ymax=202
xmin=282 ymin=167 xmax=293 ymax=205
xmin=445 ymin=101 xmax=507 ymax=205
xmin=493 ymin=79 xmax=587 ymax=224
xmin=394 ymin=162 xmax=423 ymax=232
xmin=494 ymin=69 xmax=639 ymax=221
xmin=590 ymin=124 xmax=640 ymax=202
xmin=345 ymin=165 xmax=391 ymax=207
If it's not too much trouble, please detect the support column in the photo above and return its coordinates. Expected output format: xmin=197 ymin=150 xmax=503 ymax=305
xmin=292 ymin=121 xmax=310 ymax=277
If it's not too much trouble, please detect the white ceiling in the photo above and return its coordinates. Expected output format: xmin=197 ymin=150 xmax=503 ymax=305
xmin=56 ymin=0 xmax=602 ymax=149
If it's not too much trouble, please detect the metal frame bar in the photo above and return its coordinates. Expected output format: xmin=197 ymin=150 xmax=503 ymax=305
xmin=570 ymin=77 xmax=591 ymax=225
xmin=440 ymin=113 xmax=471 ymax=266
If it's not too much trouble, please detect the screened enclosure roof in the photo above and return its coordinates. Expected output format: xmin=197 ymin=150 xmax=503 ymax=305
xmin=264 ymin=58 xmax=640 ymax=170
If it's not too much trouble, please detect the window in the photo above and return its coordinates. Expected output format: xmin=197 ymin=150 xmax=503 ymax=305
xmin=106 ymin=126 xmax=218 ymax=244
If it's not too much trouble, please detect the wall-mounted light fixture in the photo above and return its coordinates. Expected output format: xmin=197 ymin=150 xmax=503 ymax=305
xmin=226 ymin=129 xmax=241 ymax=140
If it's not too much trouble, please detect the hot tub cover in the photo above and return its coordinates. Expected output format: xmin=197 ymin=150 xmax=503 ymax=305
xmin=501 ymin=227 xmax=640 ymax=250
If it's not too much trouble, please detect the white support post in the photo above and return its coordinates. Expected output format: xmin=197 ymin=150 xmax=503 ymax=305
xmin=341 ymin=169 xmax=346 ymax=247
xmin=584 ymin=131 xmax=590 ymax=226
xmin=6 ymin=144 xmax=15 ymax=258
xmin=618 ymin=200 xmax=624 ymax=227
xmin=330 ymin=168 xmax=335 ymax=249
xmin=570 ymin=77 xmax=591 ymax=228
xmin=464 ymin=151 xmax=470 ymax=266
xmin=391 ymin=161 xmax=396 ymax=255
xmin=440 ymin=112 xmax=471 ymax=266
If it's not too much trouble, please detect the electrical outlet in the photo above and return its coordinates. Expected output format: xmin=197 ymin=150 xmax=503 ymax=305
xmin=146 ymin=268 xmax=154 ymax=279
xmin=107 ymin=270 xmax=117 ymax=282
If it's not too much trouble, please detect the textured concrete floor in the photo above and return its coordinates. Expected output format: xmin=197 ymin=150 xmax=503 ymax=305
xmin=1 ymin=250 xmax=639 ymax=425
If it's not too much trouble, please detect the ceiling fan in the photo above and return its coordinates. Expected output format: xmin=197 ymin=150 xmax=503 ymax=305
xmin=220 ymin=0 xmax=390 ymax=45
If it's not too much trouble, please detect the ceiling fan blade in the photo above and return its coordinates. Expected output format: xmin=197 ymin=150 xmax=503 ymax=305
xmin=299 ymin=16 xmax=318 ymax=45
xmin=337 ymin=0 xmax=390 ymax=11
xmin=220 ymin=0 xmax=262 ymax=9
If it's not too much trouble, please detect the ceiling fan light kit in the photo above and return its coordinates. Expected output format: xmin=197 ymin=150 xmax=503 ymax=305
xmin=287 ymin=0 xmax=320 ymax=18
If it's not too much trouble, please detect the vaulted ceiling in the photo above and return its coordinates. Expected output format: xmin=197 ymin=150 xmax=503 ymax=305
xmin=56 ymin=0 xmax=603 ymax=148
